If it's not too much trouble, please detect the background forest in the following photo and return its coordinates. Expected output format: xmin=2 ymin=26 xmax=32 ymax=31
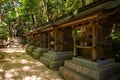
xmin=0 ymin=0 xmax=95 ymax=39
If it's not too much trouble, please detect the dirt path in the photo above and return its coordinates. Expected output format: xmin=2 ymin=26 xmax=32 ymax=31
xmin=0 ymin=48 xmax=64 ymax=80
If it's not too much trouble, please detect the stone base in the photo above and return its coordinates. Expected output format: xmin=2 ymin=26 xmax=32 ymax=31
xmin=59 ymin=57 xmax=120 ymax=80
xmin=40 ymin=51 xmax=73 ymax=69
xmin=32 ymin=48 xmax=48 ymax=59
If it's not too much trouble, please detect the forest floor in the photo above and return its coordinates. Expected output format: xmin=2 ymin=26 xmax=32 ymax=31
xmin=0 ymin=47 xmax=64 ymax=80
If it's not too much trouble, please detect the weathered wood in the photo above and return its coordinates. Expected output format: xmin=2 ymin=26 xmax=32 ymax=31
xmin=73 ymin=29 xmax=77 ymax=56
xmin=76 ymin=45 xmax=92 ymax=49
xmin=55 ymin=30 xmax=57 ymax=51
xmin=92 ymin=22 xmax=97 ymax=61
xmin=60 ymin=14 xmax=99 ymax=28
xmin=40 ymin=33 xmax=48 ymax=48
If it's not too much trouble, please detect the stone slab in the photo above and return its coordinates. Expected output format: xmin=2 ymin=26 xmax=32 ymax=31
xmin=43 ymin=52 xmax=73 ymax=61
xmin=73 ymin=57 xmax=115 ymax=67
xmin=40 ymin=56 xmax=65 ymax=69
xmin=59 ymin=67 xmax=92 ymax=80
xmin=64 ymin=60 xmax=99 ymax=79
xmin=62 ymin=57 xmax=120 ymax=80
xmin=48 ymin=51 xmax=72 ymax=54
xmin=40 ymin=57 xmax=50 ymax=67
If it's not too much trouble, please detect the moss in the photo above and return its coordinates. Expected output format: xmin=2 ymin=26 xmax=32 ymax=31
xmin=32 ymin=48 xmax=43 ymax=59
xmin=0 ymin=52 xmax=6 ymax=59
xmin=26 ymin=45 xmax=36 ymax=55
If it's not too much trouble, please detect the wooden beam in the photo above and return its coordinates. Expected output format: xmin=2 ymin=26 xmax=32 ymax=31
xmin=60 ymin=14 xmax=99 ymax=28
xmin=41 ymin=27 xmax=53 ymax=32
xmin=76 ymin=45 xmax=92 ymax=49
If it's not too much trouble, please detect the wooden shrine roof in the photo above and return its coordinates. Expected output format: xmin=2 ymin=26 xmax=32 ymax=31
xmin=25 ymin=0 xmax=120 ymax=36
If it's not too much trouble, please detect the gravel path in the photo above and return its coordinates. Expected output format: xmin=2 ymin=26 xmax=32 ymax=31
xmin=0 ymin=48 xmax=64 ymax=80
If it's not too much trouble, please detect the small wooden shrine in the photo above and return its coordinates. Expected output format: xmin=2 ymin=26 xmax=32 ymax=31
xmin=40 ymin=24 xmax=73 ymax=68
xmin=47 ymin=27 xmax=73 ymax=51
xmin=59 ymin=0 xmax=120 ymax=80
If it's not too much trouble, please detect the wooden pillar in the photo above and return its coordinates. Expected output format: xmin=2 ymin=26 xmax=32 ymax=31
xmin=54 ymin=30 xmax=57 ymax=51
xmin=37 ymin=33 xmax=40 ymax=47
xmin=33 ymin=35 xmax=35 ymax=46
xmin=34 ymin=34 xmax=37 ymax=46
xmin=92 ymin=23 xmax=97 ymax=61
xmin=39 ymin=33 xmax=48 ymax=48
xmin=48 ymin=32 xmax=50 ymax=50
xmin=73 ymin=29 xmax=77 ymax=56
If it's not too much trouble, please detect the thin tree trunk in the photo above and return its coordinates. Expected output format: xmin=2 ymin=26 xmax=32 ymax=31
xmin=31 ymin=13 xmax=36 ymax=29
xmin=39 ymin=1 xmax=43 ymax=25
xmin=82 ymin=0 xmax=86 ymax=6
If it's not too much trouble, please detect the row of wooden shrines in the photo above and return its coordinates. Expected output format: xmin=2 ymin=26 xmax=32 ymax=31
xmin=25 ymin=13 xmax=115 ymax=61
xmin=24 ymin=0 xmax=120 ymax=62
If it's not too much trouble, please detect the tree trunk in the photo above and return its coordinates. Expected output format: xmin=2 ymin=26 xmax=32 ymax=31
xmin=31 ymin=13 xmax=36 ymax=29
xmin=82 ymin=0 xmax=86 ymax=6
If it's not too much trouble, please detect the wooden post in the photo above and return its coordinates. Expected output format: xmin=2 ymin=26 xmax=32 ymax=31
xmin=32 ymin=34 xmax=35 ymax=45
xmin=54 ymin=31 xmax=57 ymax=51
xmin=48 ymin=32 xmax=50 ymax=50
xmin=73 ymin=29 xmax=77 ymax=56
xmin=92 ymin=23 xmax=97 ymax=61
xmin=39 ymin=34 xmax=41 ymax=47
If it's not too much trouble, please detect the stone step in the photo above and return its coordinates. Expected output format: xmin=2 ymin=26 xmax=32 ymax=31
xmin=40 ymin=56 xmax=64 ymax=69
xmin=48 ymin=51 xmax=72 ymax=54
xmin=40 ymin=57 xmax=50 ymax=67
xmin=64 ymin=59 xmax=120 ymax=80
xmin=64 ymin=60 xmax=99 ymax=80
xmin=73 ymin=57 xmax=115 ymax=67
xmin=99 ymin=62 xmax=120 ymax=80
xmin=59 ymin=67 xmax=92 ymax=80
xmin=43 ymin=52 xmax=73 ymax=61
xmin=39 ymin=48 xmax=48 ymax=51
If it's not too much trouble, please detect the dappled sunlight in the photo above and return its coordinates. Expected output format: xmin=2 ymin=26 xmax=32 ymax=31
xmin=0 ymin=69 xmax=4 ymax=72
xmin=0 ymin=48 xmax=25 ymax=53
xmin=45 ymin=71 xmax=49 ymax=75
xmin=4 ymin=68 xmax=19 ymax=79
xmin=0 ymin=51 xmax=63 ymax=80
xmin=35 ymin=62 xmax=44 ymax=66
xmin=5 ymin=72 xmax=14 ymax=79
xmin=20 ymin=59 xmax=29 ymax=64
xmin=11 ymin=60 xmax=17 ymax=63
xmin=22 ymin=66 xmax=31 ymax=71
xmin=29 ymin=61 xmax=34 ymax=64
xmin=23 ymin=75 xmax=42 ymax=80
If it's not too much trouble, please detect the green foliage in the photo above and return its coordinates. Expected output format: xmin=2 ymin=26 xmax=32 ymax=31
xmin=26 ymin=45 xmax=35 ymax=55
xmin=112 ymin=24 xmax=120 ymax=42
xmin=0 ymin=0 xmax=96 ymax=37
xmin=0 ymin=52 xmax=5 ymax=59
xmin=112 ymin=23 xmax=120 ymax=62
xmin=32 ymin=48 xmax=42 ymax=59
xmin=0 ymin=23 xmax=9 ymax=40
